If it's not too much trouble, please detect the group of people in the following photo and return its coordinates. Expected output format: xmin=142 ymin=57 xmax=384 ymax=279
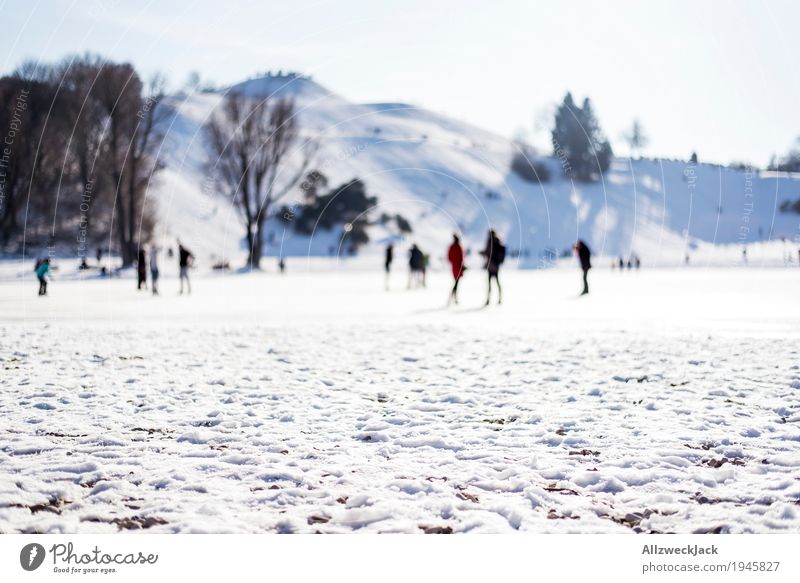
xmin=444 ymin=229 xmax=506 ymax=305
xmin=35 ymin=241 xmax=195 ymax=297
xmin=136 ymin=246 xmax=160 ymax=294
xmin=136 ymin=241 xmax=194 ymax=295
xmin=35 ymin=232 xmax=596 ymax=301
xmin=387 ymin=230 xmax=593 ymax=304
xmin=613 ymin=255 xmax=641 ymax=270
xmin=385 ymin=243 xmax=430 ymax=289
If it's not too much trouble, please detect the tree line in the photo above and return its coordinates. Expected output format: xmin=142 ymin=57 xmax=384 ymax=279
xmin=0 ymin=55 xmax=165 ymax=264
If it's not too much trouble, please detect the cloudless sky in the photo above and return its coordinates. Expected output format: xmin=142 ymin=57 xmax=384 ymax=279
xmin=2 ymin=0 xmax=799 ymax=165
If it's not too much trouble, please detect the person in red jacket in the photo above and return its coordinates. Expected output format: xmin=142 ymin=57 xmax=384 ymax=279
xmin=447 ymin=234 xmax=465 ymax=305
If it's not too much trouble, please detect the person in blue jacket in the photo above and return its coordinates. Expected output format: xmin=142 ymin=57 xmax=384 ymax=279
xmin=35 ymin=258 xmax=51 ymax=296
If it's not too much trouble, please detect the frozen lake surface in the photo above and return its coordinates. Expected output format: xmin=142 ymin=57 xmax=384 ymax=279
xmin=1 ymin=266 xmax=799 ymax=533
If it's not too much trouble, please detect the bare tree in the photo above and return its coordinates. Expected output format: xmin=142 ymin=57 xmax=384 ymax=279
xmin=206 ymin=92 xmax=313 ymax=268
xmin=95 ymin=63 xmax=162 ymax=265
xmin=56 ymin=55 xmax=111 ymax=244
xmin=0 ymin=57 xmax=162 ymax=256
xmin=0 ymin=76 xmax=37 ymax=244
xmin=0 ymin=70 xmax=65 ymax=246
xmin=127 ymin=74 xmax=167 ymax=257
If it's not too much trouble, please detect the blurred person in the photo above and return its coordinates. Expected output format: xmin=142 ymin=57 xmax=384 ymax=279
xmin=35 ymin=257 xmax=50 ymax=296
xmin=482 ymin=229 xmax=505 ymax=305
xmin=447 ymin=234 xmax=465 ymax=305
xmin=574 ymin=240 xmax=592 ymax=295
xmin=385 ymin=243 xmax=394 ymax=273
xmin=137 ymin=248 xmax=147 ymax=290
xmin=149 ymin=244 xmax=160 ymax=296
xmin=408 ymin=244 xmax=425 ymax=289
xmin=384 ymin=243 xmax=393 ymax=289
xmin=178 ymin=241 xmax=194 ymax=295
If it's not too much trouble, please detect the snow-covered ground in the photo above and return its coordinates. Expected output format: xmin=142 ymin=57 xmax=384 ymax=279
xmin=1 ymin=264 xmax=799 ymax=533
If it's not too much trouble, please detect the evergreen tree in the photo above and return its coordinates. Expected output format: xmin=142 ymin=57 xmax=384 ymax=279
xmin=551 ymin=93 xmax=612 ymax=181
xmin=290 ymin=178 xmax=377 ymax=252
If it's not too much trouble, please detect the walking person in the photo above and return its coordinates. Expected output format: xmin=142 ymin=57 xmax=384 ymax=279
xmin=35 ymin=257 xmax=50 ymax=296
xmin=137 ymin=248 xmax=147 ymax=290
xmin=574 ymin=239 xmax=592 ymax=295
xmin=149 ymin=244 xmax=160 ymax=296
xmin=178 ymin=241 xmax=193 ymax=295
xmin=384 ymin=243 xmax=393 ymax=289
xmin=482 ymin=229 xmax=505 ymax=305
xmin=408 ymin=244 xmax=424 ymax=289
xmin=447 ymin=234 xmax=465 ymax=305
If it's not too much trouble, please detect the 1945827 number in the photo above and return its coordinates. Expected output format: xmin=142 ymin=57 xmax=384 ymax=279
xmin=734 ymin=561 xmax=780 ymax=572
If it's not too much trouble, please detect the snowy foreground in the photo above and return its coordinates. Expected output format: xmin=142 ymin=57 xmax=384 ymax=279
xmin=1 ymin=266 xmax=799 ymax=534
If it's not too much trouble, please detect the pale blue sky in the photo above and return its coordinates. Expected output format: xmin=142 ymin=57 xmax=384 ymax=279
xmin=2 ymin=0 xmax=798 ymax=165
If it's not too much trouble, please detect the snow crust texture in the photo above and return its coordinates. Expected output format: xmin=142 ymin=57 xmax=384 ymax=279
xmin=1 ymin=269 xmax=799 ymax=533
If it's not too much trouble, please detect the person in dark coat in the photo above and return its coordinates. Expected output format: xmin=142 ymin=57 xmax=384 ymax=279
xmin=408 ymin=244 xmax=424 ymax=289
xmin=385 ymin=244 xmax=394 ymax=274
xmin=137 ymin=248 xmax=147 ymax=290
xmin=481 ymin=229 xmax=505 ymax=305
xmin=447 ymin=234 xmax=465 ymax=305
xmin=384 ymin=244 xmax=394 ymax=289
xmin=574 ymin=240 xmax=592 ymax=295
xmin=178 ymin=241 xmax=193 ymax=295
xmin=149 ymin=244 xmax=160 ymax=295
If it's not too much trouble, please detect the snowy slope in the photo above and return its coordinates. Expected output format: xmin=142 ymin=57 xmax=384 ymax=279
xmin=151 ymin=74 xmax=800 ymax=269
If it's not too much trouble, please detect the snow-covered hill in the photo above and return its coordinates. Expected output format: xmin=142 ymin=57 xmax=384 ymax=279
xmin=152 ymin=73 xmax=800 ymax=269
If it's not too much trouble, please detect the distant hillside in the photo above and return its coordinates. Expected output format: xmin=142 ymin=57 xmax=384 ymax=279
xmin=152 ymin=74 xmax=800 ymax=269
